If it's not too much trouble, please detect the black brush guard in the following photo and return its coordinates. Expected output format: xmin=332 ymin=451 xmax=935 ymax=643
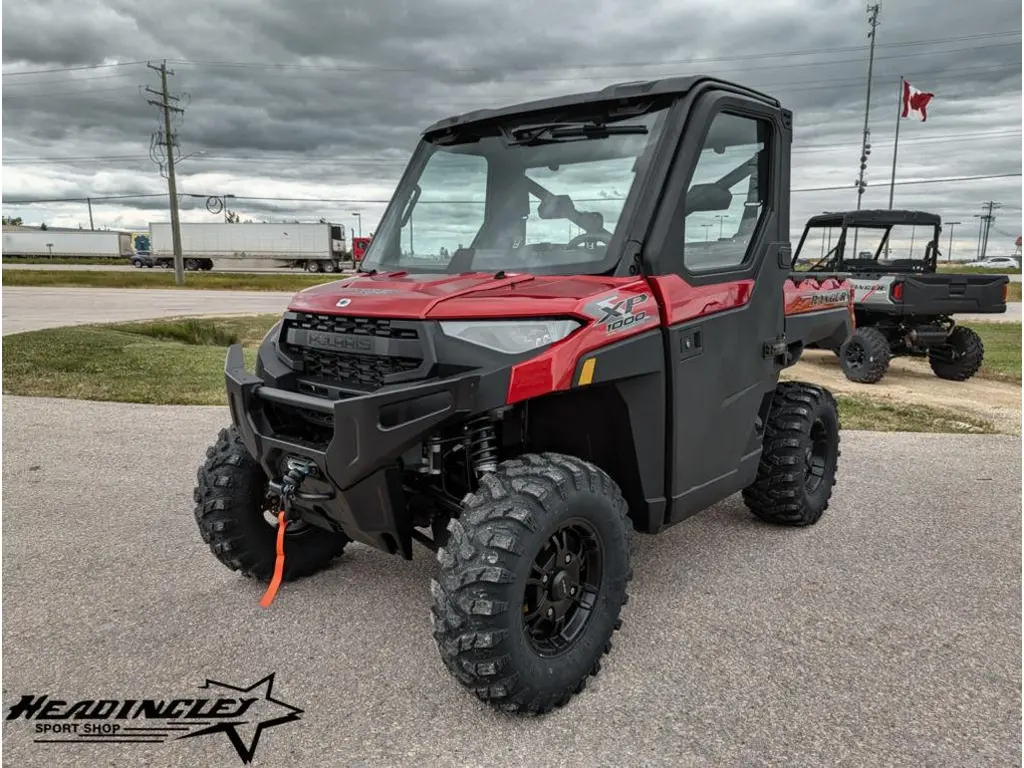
xmin=224 ymin=343 xmax=492 ymax=558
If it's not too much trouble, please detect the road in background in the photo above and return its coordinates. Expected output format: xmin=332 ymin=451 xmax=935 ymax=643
xmin=1 ymin=286 xmax=293 ymax=335
xmin=2 ymin=261 xmax=356 ymax=275
xmin=1 ymin=396 xmax=1019 ymax=767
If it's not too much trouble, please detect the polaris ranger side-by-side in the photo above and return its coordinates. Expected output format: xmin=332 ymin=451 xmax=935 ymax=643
xmin=194 ymin=76 xmax=854 ymax=714
xmin=795 ymin=209 xmax=1009 ymax=383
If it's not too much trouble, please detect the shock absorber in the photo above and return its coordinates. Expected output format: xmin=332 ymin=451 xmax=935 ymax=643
xmin=467 ymin=416 xmax=499 ymax=475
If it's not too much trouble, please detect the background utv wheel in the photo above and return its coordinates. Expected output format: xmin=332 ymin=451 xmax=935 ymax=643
xmin=430 ymin=453 xmax=633 ymax=715
xmin=839 ymin=326 xmax=891 ymax=384
xmin=743 ymin=382 xmax=840 ymax=526
xmin=193 ymin=426 xmax=348 ymax=581
xmin=928 ymin=325 xmax=984 ymax=382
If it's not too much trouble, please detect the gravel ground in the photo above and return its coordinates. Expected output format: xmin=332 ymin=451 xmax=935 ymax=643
xmin=2 ymin=396 xmax=1020 ymax=767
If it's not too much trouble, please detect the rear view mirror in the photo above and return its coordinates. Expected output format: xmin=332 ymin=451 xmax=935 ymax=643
xmin=686 ymin=184 xmax=732 ymax=214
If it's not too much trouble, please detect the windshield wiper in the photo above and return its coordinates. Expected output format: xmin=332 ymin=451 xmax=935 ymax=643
xmin=505 ymin=121 xmax=648 ymax=146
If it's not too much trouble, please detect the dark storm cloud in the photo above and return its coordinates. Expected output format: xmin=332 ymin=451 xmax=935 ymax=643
xmin=3 ymin=0 xmax=1021 ymax=250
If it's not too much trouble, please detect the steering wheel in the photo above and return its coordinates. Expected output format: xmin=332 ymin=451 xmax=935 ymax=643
xmin=567 ymin=232 xmax=612 ymax=248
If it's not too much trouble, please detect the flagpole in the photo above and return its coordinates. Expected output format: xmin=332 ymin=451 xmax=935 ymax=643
xmin=888 ymin=76 xmax=903 ymax=210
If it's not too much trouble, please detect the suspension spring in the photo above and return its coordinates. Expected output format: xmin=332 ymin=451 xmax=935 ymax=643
xmin=467 ymin=416 xmax=499 ymax=475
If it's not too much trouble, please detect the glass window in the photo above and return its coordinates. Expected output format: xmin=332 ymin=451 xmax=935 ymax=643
xmin=683 ymin=112 xmax=769 ymax=272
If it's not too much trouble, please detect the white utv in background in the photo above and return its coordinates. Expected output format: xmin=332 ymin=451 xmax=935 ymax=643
xmin=795 ymin=209 xmax=1009 ymax=383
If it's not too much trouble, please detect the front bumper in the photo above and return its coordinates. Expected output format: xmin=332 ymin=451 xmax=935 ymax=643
xmin=224 ymin=343 xmax=505 ymax=557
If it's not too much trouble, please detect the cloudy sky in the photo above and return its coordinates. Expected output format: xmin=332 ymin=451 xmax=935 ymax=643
xmin=3 ymin=0 xmax=1021 ymax=258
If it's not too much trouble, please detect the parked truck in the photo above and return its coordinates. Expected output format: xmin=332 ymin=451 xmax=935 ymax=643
xmin=148 ymin=222 xmax=349 ymax=272
xmin=2 ymin=229 xmax=134 ymax=259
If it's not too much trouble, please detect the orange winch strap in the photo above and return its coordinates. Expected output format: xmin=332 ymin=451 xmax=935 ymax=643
xmin=259 ymin=511 xmax=288 ymax=608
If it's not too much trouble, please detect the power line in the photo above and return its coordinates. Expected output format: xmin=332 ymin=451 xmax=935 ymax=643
xmin=1 ymin=60 xmax=146 ymax=77
xmin=5 ymin=172 xmax=1019 ymax=207
xmin=7 ymin=128 xmax=1021 ymax=167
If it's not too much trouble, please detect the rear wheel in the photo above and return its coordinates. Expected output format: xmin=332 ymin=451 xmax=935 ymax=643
xmin=430 ymin=453 xmax=632 ymax=714
xmin=742 ymin=381 xmax=840 ymax=526
xmin=928 ymin=325 xmax=984 ymax=381
xmin=193 ymin=426 xmax=348 ymax=581
xmin=839 ymin=326 xmax=891 ymax=383
xmin=322 ymin=261 xmax=337 ymax=273
xmin=305 ymin=261 xmax=322 ymax=273
xmin=184 ymin=258 xmax=200 ymax=271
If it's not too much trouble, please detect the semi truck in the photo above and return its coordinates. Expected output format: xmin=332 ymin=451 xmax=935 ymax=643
xmin=2 ymin=229 xmax=134 ymax=259
xmin=148 ymin=222 xmax=349 ymax=272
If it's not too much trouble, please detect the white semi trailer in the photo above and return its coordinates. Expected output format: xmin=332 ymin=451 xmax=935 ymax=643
xmin=2 ymin=230 xmax=134 ymax=259
xmin=148 ymin=222 xmax=348 ymax=272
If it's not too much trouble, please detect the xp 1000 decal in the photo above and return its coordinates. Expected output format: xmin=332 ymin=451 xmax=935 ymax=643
xmin=585 ymin=292 xmax=655 ymax=334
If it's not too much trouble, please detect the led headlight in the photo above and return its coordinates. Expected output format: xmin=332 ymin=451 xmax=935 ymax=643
xmin=439 ymin=319 xmax=581 ymax=355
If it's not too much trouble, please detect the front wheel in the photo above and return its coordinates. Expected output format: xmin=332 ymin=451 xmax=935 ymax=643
xmin=839 ymin=326 xmax=891 ymax=383
xmin=742 ymin=381 xmax=841 ymax=526
xmin=430 ymin=453 xmax=633 ymax=715
xmin=929 ymin=325 xmax=984 ymax=381
xmin=193 ymin=427 xmax=348 ymax=581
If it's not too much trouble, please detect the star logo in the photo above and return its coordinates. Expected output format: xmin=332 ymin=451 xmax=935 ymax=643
xmin=177 ymin=674 xmax=303 ymax=764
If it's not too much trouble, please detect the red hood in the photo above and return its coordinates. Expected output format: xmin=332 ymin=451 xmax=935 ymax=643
xmin=288 ymin=271 xmax=639 ymax=319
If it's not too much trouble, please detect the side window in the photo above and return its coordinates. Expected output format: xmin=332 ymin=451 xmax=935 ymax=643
xmin=683 ymin=112 xmax=770 ymax=273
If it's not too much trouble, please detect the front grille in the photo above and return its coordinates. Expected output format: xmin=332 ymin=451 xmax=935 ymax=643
xmin=290 ymin=312 xmax=418 ymax=339
xmin=282 ymin=312 xmax=425 ymax=392
xmin=298 ymin=347 xmax=421 ymax=390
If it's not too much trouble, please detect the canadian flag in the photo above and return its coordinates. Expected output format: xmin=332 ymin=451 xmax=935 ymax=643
xmin=902 ymin=80 xmax=935 ymax=121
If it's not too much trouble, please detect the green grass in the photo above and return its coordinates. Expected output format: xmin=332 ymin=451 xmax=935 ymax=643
xmin=2 ymin=256 xmax=131 ymax=266
xmin=836 ymin=394 xmax=997 ymax=434
xmin=969 ymin=321 xmax=1022 ymax=383
xmin=936 ymin=264 xmax=1021 ymax=275
xmin=2 ymin=314 xmax=1015 ymax=437
xmin=1 ymin=268 xmax=339 ymax=292
xmin=2 ymin=315 xmax=281 ymax=405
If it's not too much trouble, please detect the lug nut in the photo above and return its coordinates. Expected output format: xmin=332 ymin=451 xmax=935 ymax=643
xmin=564 ymin=554 xmax=572 ymax=563
xmin=541 ymin=574 xmax=548 ymax=583
xmin=547 ymin=607 xmax=554 ymax=617
xmin=570 ymin=586 xmax=577 ymax=596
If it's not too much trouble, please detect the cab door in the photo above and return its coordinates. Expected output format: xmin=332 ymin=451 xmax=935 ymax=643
xmin=644 ymin=91 xmax=793 ymax=525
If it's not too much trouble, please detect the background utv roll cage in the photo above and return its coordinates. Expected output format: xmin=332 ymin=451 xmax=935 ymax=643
xmin=796 ymin=210 xmax=942 ymax=274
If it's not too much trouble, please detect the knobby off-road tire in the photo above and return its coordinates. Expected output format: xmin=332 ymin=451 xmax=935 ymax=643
xmin=193 ymin=426 xmax=348 ymax=581
xmin=839 ymin=326 xmax=891 ymax=384
xmin=928 ymin=325 xmax=984 ymax=382
xmin=742 ymin=382 xmax=840 ymax=526
xmin=430 ymin=453 xmax=633 ymax=714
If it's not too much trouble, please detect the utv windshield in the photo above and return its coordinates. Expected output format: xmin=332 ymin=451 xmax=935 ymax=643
xmin=359 ymin=101 xmax=672 ymax=275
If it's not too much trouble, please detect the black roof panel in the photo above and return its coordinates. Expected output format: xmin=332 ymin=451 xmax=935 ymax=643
xmin=806 ymin=209 xmax=942 ymax=228
xmin=422 ymin=75 xmax=781 ymax=136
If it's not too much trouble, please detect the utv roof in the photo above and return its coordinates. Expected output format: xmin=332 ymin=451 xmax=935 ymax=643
xmin=806 ymin=209 xmax=942 ymax=228
xmin=423 ymin=75 xmax=782 ymax=136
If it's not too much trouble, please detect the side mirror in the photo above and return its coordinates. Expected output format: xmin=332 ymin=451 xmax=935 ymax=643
xmin=686 ymin=184 xmax=732 ymax=214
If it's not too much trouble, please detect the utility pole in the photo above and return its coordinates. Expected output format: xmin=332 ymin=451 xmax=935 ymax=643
xmin=87 ymin=198 xmax=94 ymax=230
xmin=714 ymin=214 xmax=729 ymax=239
xmin=946 ymin=220 xmax=960 ymax=262
xmin=977 ymin=201 xmax=1001 ymax=261
xmin=146 ymin=60 xmax=186 ymax=285
xmin=853 ymin=2 xmax=882 ymax=256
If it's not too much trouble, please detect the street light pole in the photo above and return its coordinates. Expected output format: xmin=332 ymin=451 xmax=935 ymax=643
xmin=351 ymin=212 xmax=362 ymax=238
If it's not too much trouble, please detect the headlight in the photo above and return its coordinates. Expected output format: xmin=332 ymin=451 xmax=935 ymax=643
xmin=439 ymin=319 xmax=581 ymax=355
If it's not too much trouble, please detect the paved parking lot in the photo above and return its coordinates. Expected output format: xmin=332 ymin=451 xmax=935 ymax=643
xmin=2 ymin=395 xmax=1020 ymax=767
